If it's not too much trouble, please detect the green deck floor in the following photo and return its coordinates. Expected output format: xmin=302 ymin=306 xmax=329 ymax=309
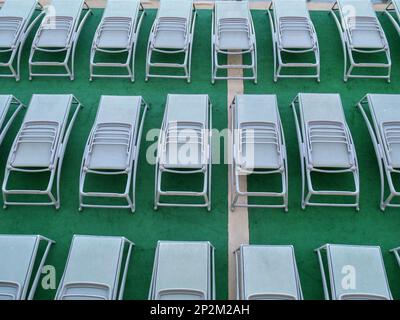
xmin=0 ymin=8 xmax=399 ymax=300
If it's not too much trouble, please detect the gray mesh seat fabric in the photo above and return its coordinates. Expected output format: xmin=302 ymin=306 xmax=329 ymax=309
xmin=235 ymin=245 xmax=303 ymax=300
xmin=231 ymin=94 xmax=288 ymax=211
xmin=0 ymin=234 xmax=54 ymax=300
xmin=2 ymin=94 xmax=82 ymax=209
xmin=291 ymin=93 xmax=359 ymax=209
xmin=357 ymin=94 xmax=400 ymax=210
xmin=0 ymin=95 xmax=25 ymax=146
xmin=268 ymin=0 xmax=320 ymax=82
xmin=90 ymin=0 xmax=145 ymax=82
xmin=28 ymin=0 xmax=92 ymax=80
xmin=0 ymin=0 xmax=39 ymax=80
xmin=212 ymin=1 xmax=257 ymax=83
xmin=316 ymin=244 xmax=392 ymax=300
xmin=331 ymin=0 xmax=391 ymax=82
xmin=154 ymin=94 xmax=212 ymax=210
xmin=79 ymin=95 xmax=148 ymax=213
xmin=55 ymin=235 xmax=134 ymax=300
xmin=145 ymin=0 xmax=196 ymax=83
xmin=148 ymin=241 xmax=215 ymax=300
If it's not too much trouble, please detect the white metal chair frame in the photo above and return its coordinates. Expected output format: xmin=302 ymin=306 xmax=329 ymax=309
xmin=230 ymin=96 xmax=288 ymax=211
xmin=385 ymin=1 xmax=400 ymax=37
xmin=0 ymin=234 xmax=54 ymax=300
xmin=148 ymin=241 xmax=216 ymax=300
xmin=154 ymin=96 xmax=212 ymax=211
xmin=315 ymin=244 xmax=393 ymax=300
xmin=391 ymin=246 xmax=400 ymax=270
xmin=145 ymin=3 xmax=196 ymax=83
xmin=0 ymin=1 xmax=44 ymax=81
xmin=2 ymin=95 xmax=83 ymax=209
xmin=89 ymin=2 xmax=146 ymax=82
xmin=0 ymin=95 xmax=25 ymax=146
xmin=211 ymin=3 xmax=257 ymax=83
xmin=234 ymin=245 xmax=303 ymax=300
xmin=79 ymin=97 xmax=149 ymax=213
xmin=28 ymin=1 xmax=92 ymax=80
xmin=291 ymin=94 xmax=360 ymax=210
xmin=267 ymin=1 xmax=320 ymax=82
xmin=356 ymin=94 xmax=400 ymax=211
xmin=330 ymin=1 xmax=391 ymax=82
xmin=55 ymin=235 xmax=134 ymax=300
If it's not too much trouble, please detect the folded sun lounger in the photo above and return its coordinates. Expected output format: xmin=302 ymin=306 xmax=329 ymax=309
xmin=148 ymin=241 xmax=215 ymax=300
xmin=235 ymin=245 xmax=303 ymax=300
xmin=268 ymin=0 xmax=320 ymax=82
xmin=0 ymin=0 xmax=42 ymax=81
xmin=145 ymin=0 xmax=196 ymax=83
xmin=2 ymin=94 xmax=82 ymax=209
xmin=154 ymin=94 xmax=212 ymax=210
xmin=79 ymin=95 xmax=148 ymax=213
xmin=230 ymin=94 xmax=288 ymax=211
xmin=89 ymin=0 xmax=145 ymax=82
xmin=291 ymin=93 xmax=359 ymax=209
xmin=316 ymin=244 xmax=392 ymax=300
xmin=55 ymin=235 xmax=134 ymax=300
xmin=331 ymin=0 xmax=391 ymax=82
xmin=28 ymin=0 xmax=92 ymax=80
xmin=211 ymin=1 xmax=257 ymax=83
xmin=357 ymin=94 xmax=400 ymax=210
xmin=0 ymin=234 xmax=54 ymax=300
xmin=0 ymin=95 xmax=25 ymax=146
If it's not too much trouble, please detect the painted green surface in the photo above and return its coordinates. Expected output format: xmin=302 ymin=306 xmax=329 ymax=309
xmin=246 ymin=10 xmax=400 ymax=299
xmin=0 ymin=7 xmax=400 ymax=300
xmin=0 ymin=9 xmax=228 ymax=300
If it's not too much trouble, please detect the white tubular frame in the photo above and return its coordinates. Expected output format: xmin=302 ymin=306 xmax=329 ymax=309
xmin=291 ymin=94 xmax=360 ymax=210
xmin=28 ymin=1 xmax=92 ymax=80
xmin=390 ymin=246 xmax=400 ymax=269
xmin=315 ymin=244 xmax=393 ymax=300
xmin=55 ymin=235 xmax=134 ymax=300
xmin=385 ymin=1 xmax=400 ymax=37
xmin=2 ymin=95 xmax=83 ymax=209
xmin=0 ymin=95 xmax=25 ymax=146
xmin=154 ymin=96 xmax=212 ymax=211
xmin=145 ymin=3 xmax=196 ymax=83
xmin=230 ymin=96 xmax=288 ymax=212
xmin=0 ymin=1 xmax=44 ymax=81
xmin=211 ymin=3 xmax=257 ymax=83
xmin=330 ymin=1 xmax=391 ymax=82
xmin=356 ymin=94 xmax=400 ymax=211
xmin=89 ymin=2 xmax=146 ymax=82
xmin=267 ymin=1 xmax=320 ymax=82
xmin=79 ymin=98 xmax=149 ymax=213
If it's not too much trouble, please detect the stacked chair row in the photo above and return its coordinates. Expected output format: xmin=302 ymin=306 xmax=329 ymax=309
xmin=2 ymin=93 xmax=400 ymax=212
xmin=2 ymin=0 xmax=400 ymax=82
xmin=1 ymin=234 xmax=399 ymax=300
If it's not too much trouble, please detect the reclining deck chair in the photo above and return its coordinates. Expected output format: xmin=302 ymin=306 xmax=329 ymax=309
xmin=357 ymin=94 xmax=400 ymax=210
xmin=268 ymin=0 xmax=320 ymax=82
xmin=331 ymin=0 xmax=391 ymax=82
xmin=89 ymin=0 xmax=145 ymax=82
xmin=28 ymin=0 xmax=92 ymax=80
xmin=235 ymin=245 xmax=303 ymax=300
xmin=0 ymin=95 xmax=25 ymax=146
xmin=291 ymin=93 xmax=359 ymax=210
xmin=211 ymin=1 xmax=257 ymax=83
xmin=385 ymin=0 xmax=400 ymax=37
xmin=2 ymin=94 xmax=82 ymax=209
xmin=55 ymin=235 xmax=134 ymax=300
xmin=315 ymin=244 xmax=392 ymax=300
xmin=0 ymin=234 xmax=54 ymax=300
xmin=145 ymin=0 xmax=196 ymax=83
xmin=391 ymin=246 xmax=400 ymax=269
xmin=230 ymin=94 xmax=288 ymax=211
xmin=154 ymin=94 xmax=212 ymax=210
xmin=148 ymin=241 xmax=215 ymax=300
xmin=0 ymin=0 xmax=42 ymax=81
xmin=79 ymin=95 xmax=148 ymax=213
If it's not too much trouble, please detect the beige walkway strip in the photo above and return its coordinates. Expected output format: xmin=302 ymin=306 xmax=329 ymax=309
xmin=227 ymin=55 xmax=249 ymax=300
